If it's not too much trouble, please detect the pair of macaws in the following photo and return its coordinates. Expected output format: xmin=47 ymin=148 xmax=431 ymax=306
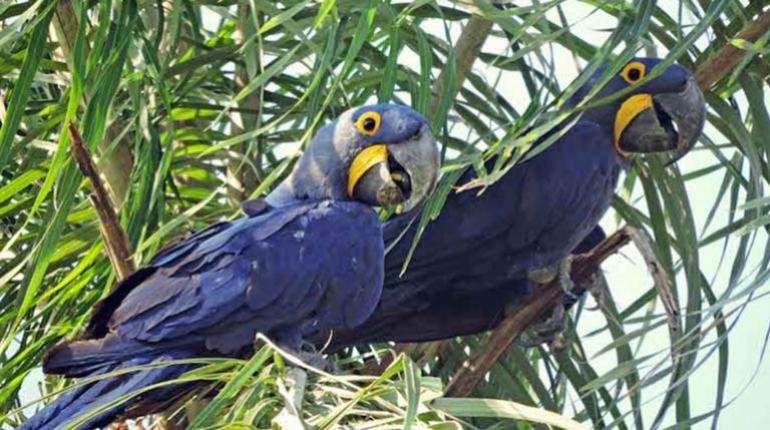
xmin=23 ymin=57 xmax=705 ymax=429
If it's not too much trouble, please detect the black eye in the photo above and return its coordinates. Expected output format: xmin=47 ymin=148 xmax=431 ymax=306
xmin=621 ymin=62 xmax=646 ymax=84
xmin=356 ymin=111 xmax=381 ymax=135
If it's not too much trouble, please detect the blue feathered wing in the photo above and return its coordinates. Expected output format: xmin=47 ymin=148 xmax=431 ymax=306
xmin=25 ymin=200 xmax=383 ymax=429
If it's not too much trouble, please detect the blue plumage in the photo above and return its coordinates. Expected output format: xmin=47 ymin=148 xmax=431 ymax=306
xmin=26 ymin=352 xmax=193 ymax=430
xmin=27 ymin=201 xmax=382 ymax=429
xmin=350 ymin=104 xmax=428 ymax=144
xmin=327 ymin=58 xmax=704 ymax=347
xmin=25 ymin=103 xmax=440 ymax=429
xmin=326 ymin=123 xmax=620 ymax=347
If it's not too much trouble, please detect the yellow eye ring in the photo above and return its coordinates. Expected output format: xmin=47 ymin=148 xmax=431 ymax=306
xmin=621 ymin=62 xmax=646 ymax=84
xmin=355 ymin=111 xmax=381 ymax=136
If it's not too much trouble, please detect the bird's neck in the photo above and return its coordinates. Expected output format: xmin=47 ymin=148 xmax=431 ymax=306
xmin=266 ymin=172 xmax=338 ymax=207
xmin=265 ymin=182 xmax=301 ymax=207
xmin=266 ymin=144 xmax=347 ymax=207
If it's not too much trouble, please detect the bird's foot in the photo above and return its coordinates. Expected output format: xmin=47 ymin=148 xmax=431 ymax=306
xmin=295 ymin=341 xmax=338 ymax=373
xmin=577 ymin=272 xmax=605 ymax=311
xmin=519 ymin=303 xmax=568 ymax=350
xmin=527 ymin=261 xmax=560 ymax=285
xmin=520 ymin=257 xmax=577 ymax=350
xmin=557 ymin=256 xmax=581 ymax=304
xmin=527 ymin=257 xmax=579 ymax=303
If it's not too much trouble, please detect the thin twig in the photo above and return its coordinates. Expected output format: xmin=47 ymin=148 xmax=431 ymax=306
xmin=629 ymin=228 xmax=680 ymax=339
xmin=68 ymin=123 xmax=135 ymax=280
xmin=51 ymin=1 xmax=133 ymax=206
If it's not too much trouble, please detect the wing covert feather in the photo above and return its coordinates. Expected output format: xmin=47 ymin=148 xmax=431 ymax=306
xmin=102 ymin=201 xmax=383 ymax=353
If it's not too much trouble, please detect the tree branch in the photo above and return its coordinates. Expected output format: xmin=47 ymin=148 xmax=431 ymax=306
xmin=694 ymin=10 xmax=770 ymax=90
xmin=68 ymin=123 xmax=135 ymax=280
xmin=50 ymin=0 xmax=134 ymax=206
xmin=429 ymin=13 xmax=493 ymax=115
xmin=444 ymin=229 xmax=632 ymax=397
xmin=227 ymin=1 xmax=261 ymax=206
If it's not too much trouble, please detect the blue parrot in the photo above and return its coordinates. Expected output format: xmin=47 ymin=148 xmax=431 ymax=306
xmin=22 ymin=104 xmax=440 ymax=429
xmin=328 ymin=58 xmax=706 ymax=348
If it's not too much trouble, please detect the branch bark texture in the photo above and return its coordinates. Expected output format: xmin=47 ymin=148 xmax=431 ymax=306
xmin=68 ymin=123 xmax=135 ymax=280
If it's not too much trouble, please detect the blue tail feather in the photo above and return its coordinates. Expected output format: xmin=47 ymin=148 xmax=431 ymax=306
xmin=21 ymin=353 xmax=192 ymax=430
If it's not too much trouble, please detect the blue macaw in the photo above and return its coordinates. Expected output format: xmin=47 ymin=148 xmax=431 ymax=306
xmin=328 ymin=58 xmax=706 ymax=348
xmin=23 ymin=104 xmax=440 ymax=430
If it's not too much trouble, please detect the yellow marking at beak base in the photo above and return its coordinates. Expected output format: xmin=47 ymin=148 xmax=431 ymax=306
xmin=347 ymin=144 xmax=389 ymax=197
xmin=614 ymin=93 xmax=653 ymax=156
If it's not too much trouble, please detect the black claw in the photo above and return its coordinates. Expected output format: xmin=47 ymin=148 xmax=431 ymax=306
xmin=520 ymin=305 xmax=569 ymax=348
xmin=562 ymin=290 xmax=582 ymax=309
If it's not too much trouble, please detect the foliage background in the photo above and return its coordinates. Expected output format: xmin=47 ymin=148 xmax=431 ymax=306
xmin=1 ymin=0 xmax=770 ymax=428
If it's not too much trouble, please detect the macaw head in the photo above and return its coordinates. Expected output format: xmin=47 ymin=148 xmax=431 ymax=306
xmin=273 ymin=104 xmax=439 ymax=212
xmin=568 ymin=57 xmax=705 ymax=164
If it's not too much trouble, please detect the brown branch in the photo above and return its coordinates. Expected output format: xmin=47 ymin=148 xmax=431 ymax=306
xmin=429 ymin=14 xmax=493 ymax=116
xmin=444 ymin=228 xmax=632 ymax=397
xmin=694 ymin=9 xmax=770 ymax=91
xmin=50 ymin=0 xmax=78 ymax=67
xmin=68 ymin=123 xmax=135 ymax=280
xmin=629 ymin=228 xmax=680 ymax=339
xmin=227 ymin=1 xmax=261 ymax=206
xmin=51 ymin=1 xmax=133 ymax=206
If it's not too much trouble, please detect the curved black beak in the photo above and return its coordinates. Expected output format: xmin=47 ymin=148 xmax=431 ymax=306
xmin=617 ymin=77 xmax=705 ymax=165
xmin=350 ymin=125 xmax=439 ymax=213
xmin=352 ymin=158 xmax=408 ymax=209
